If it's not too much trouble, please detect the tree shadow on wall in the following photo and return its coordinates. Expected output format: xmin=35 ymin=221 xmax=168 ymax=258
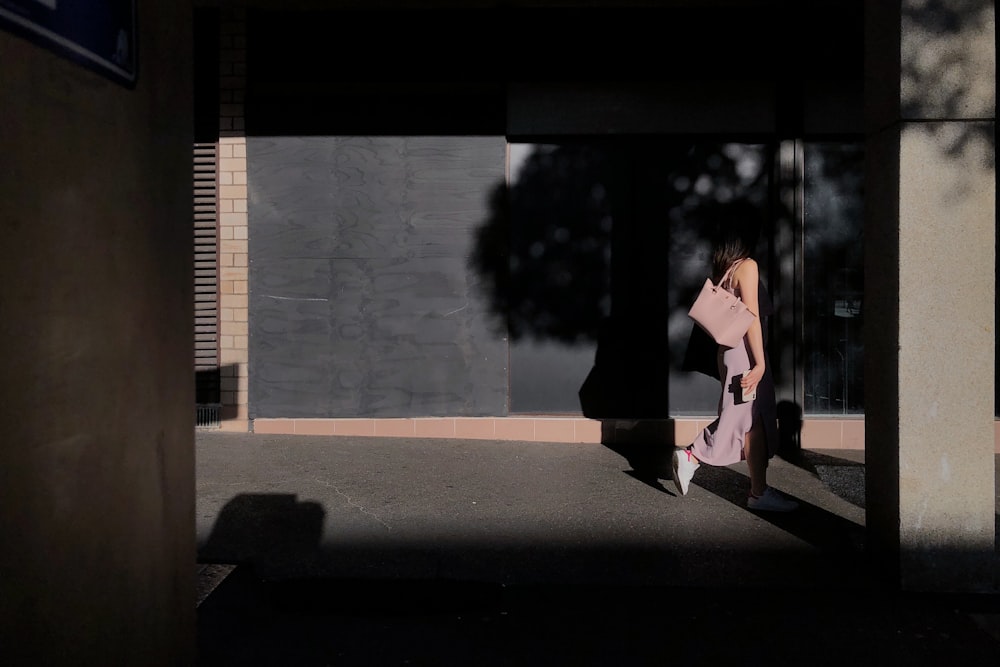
xmin=470 ymin=140 xmax=779 ymax=420
xmin=472 ymin=143 xmax=617 ymax=346
xmin=899 ymin=0 xmax=995 ymax=167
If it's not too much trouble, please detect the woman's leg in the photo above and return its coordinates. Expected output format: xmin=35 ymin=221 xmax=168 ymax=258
xmin=745 ymin=423 xmax=798 ymax=511
xmin=744 ymin=421 xmax=767 ymax=497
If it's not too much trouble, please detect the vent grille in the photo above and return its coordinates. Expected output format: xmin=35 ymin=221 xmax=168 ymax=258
xmin=197 ymin=403 xmax=222 ymax=429
xmin=194 ymin=142 xmax=220 ymax=409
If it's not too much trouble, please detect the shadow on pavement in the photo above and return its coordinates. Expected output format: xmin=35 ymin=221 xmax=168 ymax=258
xmin=609 ymin=440 xmax=867 ymax=555
xmin=694 ymin=464 xmax=867 ymax=553
xmin=195 ymin=439 xmax=998 ymax=666
xmin=197 ymin=565 xmax=1000 ymax=666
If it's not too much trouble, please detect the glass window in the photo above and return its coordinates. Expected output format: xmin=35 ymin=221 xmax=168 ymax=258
xmin=667 ymin=143 xmax=771 ymax=415
xmin=504 ymin=140 xmax=770 ymax=418
xmin=502 ymin=140 xmax=865 ymax=418
xmin=802 ymin=143 xmax=865 ymax=414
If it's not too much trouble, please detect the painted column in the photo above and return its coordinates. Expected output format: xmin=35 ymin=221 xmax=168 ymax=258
xmin=865 ymin=1 xmax=996 ymax=592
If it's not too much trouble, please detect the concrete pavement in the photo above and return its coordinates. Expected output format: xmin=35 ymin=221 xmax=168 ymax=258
xmin=195 ymin=430 xmax=999 ymax=666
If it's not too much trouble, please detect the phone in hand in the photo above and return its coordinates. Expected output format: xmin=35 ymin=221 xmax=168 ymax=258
xmin=742 ymin=370 xmax=757 ymax=402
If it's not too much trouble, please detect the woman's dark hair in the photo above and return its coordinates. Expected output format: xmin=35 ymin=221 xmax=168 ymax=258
xmin=710 ymin=201 xmax=763 ymax=280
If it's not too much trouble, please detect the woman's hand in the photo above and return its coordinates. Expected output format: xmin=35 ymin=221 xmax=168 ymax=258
xmin=741 ymin=364 xmax=765 ymax=395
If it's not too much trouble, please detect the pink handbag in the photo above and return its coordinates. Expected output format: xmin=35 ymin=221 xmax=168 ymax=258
xmin=687 ymin=261 xmax=755 ymax=348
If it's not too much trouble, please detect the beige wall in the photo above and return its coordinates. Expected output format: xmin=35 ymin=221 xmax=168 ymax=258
xmin=865 ymin=0 xmax=996 ymax=592
xmin=0 ymin=4 xmax=196 ymax=664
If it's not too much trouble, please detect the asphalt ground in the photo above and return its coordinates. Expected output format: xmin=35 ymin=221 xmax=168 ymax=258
xmin=195 ymin=431 xmax=1000 ymax=666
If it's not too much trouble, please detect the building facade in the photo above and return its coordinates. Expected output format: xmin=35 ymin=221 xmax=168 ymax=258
xmin=1 ymin=4 xmax=993 ymax=661
xmin=194 ymin=2 xmax=991 ymax=455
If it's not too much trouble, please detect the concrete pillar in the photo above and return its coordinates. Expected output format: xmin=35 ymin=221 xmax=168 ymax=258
xmin=865 ymin=1 xmax=996 ymax=592
xmin=0 ymin=3 xmax=196 ymax=664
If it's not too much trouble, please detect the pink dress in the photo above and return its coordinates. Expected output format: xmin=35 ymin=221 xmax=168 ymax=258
xmin=688 ymin=265 xmax=777 ymax=466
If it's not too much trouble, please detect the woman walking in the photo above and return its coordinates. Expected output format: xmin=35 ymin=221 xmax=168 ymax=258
xmin=673 ymin=209 xmax=798 ymax=512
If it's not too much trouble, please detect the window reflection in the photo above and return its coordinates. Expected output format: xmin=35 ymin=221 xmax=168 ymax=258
xmin=499 ymin=140 xmax=866 ymax=417
xmin=668 ymin=143 xmax=770 ymax=415
xmin=802 ymin=143 xmax=865 ymax=414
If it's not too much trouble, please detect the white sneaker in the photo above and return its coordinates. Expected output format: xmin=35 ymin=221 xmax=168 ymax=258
xmin=671 ymin=446 xmax=700 ymax=496
xmin=747 ymin=487 xmax=799 ymax=512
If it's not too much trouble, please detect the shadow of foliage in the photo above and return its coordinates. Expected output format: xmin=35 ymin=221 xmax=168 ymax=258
xmin=900 ymin=0 xmax=995 ymax=167
xmin=471 ymin=139 xmax=778 ymax=418
xmin=471 ymin=144 xmax=616 ymax=344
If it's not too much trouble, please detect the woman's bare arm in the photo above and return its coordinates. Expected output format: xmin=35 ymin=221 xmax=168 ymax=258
xmin=734 ymin=259 xmax=765 ymax=394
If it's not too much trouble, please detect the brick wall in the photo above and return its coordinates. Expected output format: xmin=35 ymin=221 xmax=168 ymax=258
xmin=218 ymin=8 xmax=249 ymax=429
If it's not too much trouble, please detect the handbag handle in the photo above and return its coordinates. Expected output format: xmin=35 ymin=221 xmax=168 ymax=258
xmin=718 ymin=258 xmax=746 ymax=290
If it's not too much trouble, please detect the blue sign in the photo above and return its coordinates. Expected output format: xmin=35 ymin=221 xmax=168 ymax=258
xmin=0 ymin=0 xmax=137 ymax=87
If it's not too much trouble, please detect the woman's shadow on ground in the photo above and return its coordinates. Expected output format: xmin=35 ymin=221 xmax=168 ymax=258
xmin=604 ymin=400 xmax=867 ymax=555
